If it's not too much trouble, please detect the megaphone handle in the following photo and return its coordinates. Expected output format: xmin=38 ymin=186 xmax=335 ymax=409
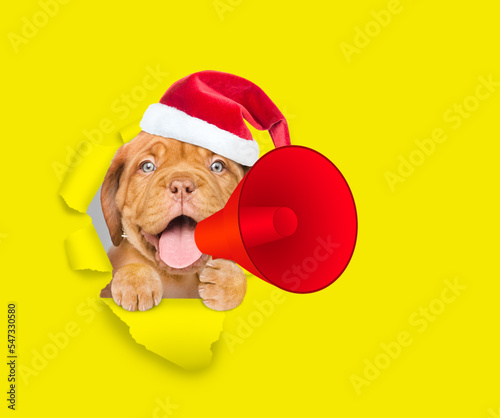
xmin=239 ymin=206 xmax=297 ymax=247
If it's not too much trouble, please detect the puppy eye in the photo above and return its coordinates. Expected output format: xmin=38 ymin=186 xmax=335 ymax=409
xmin=141 ymin=161 xmax=156 ymax=173
xmin=210 ymin=160 xmax=225 ymax=173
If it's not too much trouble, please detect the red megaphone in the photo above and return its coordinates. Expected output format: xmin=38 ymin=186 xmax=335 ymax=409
xmin=194 ymin=145 xmax=357 ymax=293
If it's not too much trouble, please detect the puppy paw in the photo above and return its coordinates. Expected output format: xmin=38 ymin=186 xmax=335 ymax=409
xmin=198 ymin=259 xmax=247 ymax=311
xmin=111 ymin=263 xmax=163 ymax=311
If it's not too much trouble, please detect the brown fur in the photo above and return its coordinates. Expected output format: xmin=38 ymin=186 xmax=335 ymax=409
xmin=100 ymin=131 xmax=247 ymax=311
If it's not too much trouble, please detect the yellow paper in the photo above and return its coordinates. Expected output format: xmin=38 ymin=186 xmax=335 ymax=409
xmin=58 ymin=144 xmax=119 ymax=214
xmin=102 ymin=298 xmax=225 ymax=370
xmin=65 ymin=221 xmax=112 ymax=272
xmin=3 ymin=1 xmax=500 ymax=417
xmin=56 ymin=121 xmax=226 ymax=371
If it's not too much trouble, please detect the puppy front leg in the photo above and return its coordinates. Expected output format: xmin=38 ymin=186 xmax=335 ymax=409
xmin=198 ymin=259 xmax=247 ymax=311
xmin=111 ymin=263 xmax=163 ymax=311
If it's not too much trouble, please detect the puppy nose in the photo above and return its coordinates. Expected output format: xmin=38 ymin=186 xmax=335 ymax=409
xmin=169 ymin=178 xmax=196 ymax=195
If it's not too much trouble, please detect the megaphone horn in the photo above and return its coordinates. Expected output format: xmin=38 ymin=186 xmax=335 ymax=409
xmin=195 ymin=145 xmax=358 ymax=294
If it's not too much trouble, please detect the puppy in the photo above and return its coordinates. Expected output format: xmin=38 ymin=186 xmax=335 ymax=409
xmin=99 ymin=131 xmax=248 ymax=311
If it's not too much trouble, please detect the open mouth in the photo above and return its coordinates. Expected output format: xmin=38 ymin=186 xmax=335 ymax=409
xmin=157 ymin=215 xmax=203 ymax=269
xmin=142 ymin=215 xmax=203 ymax=269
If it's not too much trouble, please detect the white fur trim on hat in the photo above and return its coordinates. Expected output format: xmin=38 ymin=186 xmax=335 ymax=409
xmin=140 ymin=103 xmax=260 ymax=166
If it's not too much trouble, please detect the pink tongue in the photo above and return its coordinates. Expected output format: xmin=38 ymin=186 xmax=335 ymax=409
xmin=158 ymin=221 xmax=202 ymax=268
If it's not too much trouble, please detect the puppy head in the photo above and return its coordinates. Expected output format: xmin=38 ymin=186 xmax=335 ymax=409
xmin=101 ymin=131 xmax=249 ymax=274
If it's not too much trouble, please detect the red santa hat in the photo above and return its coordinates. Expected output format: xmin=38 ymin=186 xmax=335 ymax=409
xmin=140 ymin=71 xmax=290 ymax=166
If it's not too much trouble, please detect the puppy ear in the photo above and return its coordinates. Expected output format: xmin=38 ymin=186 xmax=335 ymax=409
xmin=101 ymin=146 xmax=127 ymax=246
xmin=242 ymin=165 xmax=251 ymax=176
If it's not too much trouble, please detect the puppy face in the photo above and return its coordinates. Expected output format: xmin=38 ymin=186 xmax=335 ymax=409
xmin=101 ymin=131 xmax=248 ymax=274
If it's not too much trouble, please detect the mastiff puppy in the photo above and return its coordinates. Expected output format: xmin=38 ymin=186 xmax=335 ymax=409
xmin=100 ymin=132 xmax=249 ymax=311
xmin=99 ymin=70 xmax=290 ymax=312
